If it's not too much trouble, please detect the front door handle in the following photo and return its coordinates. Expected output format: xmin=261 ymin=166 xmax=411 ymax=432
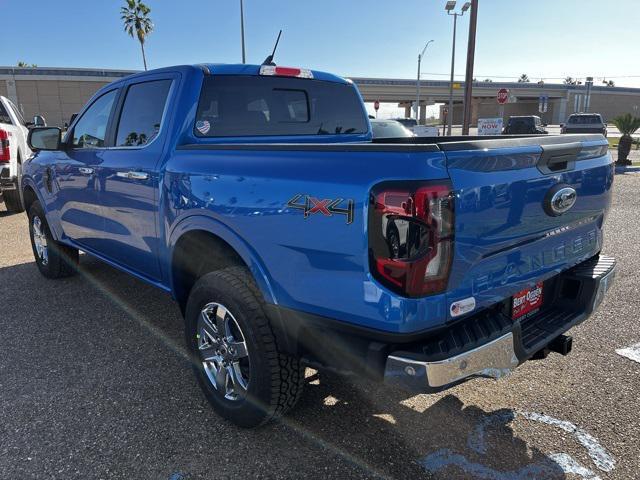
xmin=116 ymin=171 xmax=149 ymax=181
xmin=78 ymin=167 xmax=94 ymax=175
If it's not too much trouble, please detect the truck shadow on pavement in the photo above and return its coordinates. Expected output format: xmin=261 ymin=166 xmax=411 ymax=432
xmin=295 ymin=374 xmax=571 ymax=479
xmin=0 ymin=257 xmax=578 ymax=479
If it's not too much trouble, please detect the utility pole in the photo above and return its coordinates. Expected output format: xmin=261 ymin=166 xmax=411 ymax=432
xmin=445 ymin=1 xmax=470 ymax=136
xmin=584 ymin=76 xmax=593 ymax=112
xmin=240 ymin=0 xmax=246 ymax=63
xmin=462 ymin=0 xmax=478 ymax=135
xmin=416 ymin=40 xmax=434 ymax=124
xmin=447 ymin=12 xmax=457 ymax=136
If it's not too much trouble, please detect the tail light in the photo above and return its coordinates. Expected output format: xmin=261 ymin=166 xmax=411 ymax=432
xmin=0 ymin=129 xmax=10 ymax=163
xmin=368 ymin=182 xmax=454 ymax=297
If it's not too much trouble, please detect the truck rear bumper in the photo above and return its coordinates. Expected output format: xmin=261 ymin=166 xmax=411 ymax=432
xmin=385 ymin=332 xmax=518 ymax=390
xmin=383 ymin=255 xmax=616 ymax=392
xmin=0 ymin=166 xmax=17 ymax=191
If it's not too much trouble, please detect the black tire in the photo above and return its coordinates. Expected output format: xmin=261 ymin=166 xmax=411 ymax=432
xmin=3 ymin=189 xmax=24 ymax=213
xmin=28 ymin=201 xmax=78 ymax=278
xmin=185 ymin=266 xmax=304 ymax=428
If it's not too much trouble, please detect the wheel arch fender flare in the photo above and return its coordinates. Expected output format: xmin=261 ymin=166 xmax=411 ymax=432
xmin=167 ymin=214 xmax=278 ymax=305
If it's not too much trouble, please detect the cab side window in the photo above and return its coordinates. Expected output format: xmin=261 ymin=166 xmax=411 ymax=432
xmin=72 ymin=90 xmax=117 ymax=148
xmin=115 ymin=80 xmax=172 ymax=147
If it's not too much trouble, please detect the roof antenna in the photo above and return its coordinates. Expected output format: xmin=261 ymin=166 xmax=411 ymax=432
xmin=262 ymin=30 xmax=282 ymax=66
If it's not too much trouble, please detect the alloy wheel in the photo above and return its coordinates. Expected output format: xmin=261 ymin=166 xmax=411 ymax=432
xmin=197 ymin=302 xmax=250 ymax=401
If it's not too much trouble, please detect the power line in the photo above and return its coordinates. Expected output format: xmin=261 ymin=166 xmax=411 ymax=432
xmin=420 ymin=71 xmax=640 ymax=80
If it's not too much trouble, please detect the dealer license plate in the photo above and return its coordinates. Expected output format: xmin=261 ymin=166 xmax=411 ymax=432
xmin=511 ymin=282 xmax=544 ymax=320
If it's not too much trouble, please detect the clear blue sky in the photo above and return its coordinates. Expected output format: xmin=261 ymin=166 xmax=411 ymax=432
xmin=2 ymin=0 xmax=638 ymax=87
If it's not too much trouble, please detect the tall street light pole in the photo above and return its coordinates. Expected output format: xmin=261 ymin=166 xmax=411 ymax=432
xmin=416 ymin=40 xmax=434 ymax=124
xmin=240 ymin=0 xmax=246 ymax=63
xmin=445 ymin=1 xmax=470 ymax=136
xmin=462 ymin=0 xmax=478 ymax=135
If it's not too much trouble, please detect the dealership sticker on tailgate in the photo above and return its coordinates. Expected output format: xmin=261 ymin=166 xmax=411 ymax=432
xmin=512 ymin=282 xmax=543 ymax=320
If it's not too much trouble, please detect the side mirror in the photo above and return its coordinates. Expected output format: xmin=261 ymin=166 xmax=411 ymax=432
xmin=28 ymin=127 xmax=62 ymax=151
xmin=33 ymin=115 xmax=46 ymax=127
xmin=560 ymin=123 xmax=565 ymax=128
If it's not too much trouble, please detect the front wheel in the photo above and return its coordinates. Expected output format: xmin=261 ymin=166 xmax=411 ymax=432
xmin=185 ymin=267 xmax=305 ymax=428
xmin=28 ymin=201 xmax=78 ymax=278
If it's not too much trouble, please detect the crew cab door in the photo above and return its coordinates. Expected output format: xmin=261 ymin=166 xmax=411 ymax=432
xmin=53 ymin=89 xmax=118 ymax=250
xmin=94 ymin=76 xmax=174 ymax=281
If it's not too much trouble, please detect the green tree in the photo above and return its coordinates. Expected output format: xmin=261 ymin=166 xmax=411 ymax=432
xmin=603 ymin=79 xmax=615 ymax=87
xmin=564 ymin=76 xmax=579 ymax=85
xmin=17 ymin=61 xmax=37 ymax=67
xmin=611 ymin=113 xmax=640 ymax=166
xmin=518 ymin=74 xmax=530 ymax=83
xmin=121 ymin=0 xmax=154 ymax=71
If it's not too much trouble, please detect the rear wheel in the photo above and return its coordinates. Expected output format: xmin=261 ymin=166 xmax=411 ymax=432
xmin=28 ymin=201 xmax=78 ymax=278
xmin=185 ymin=267 xmax=304 ymax=428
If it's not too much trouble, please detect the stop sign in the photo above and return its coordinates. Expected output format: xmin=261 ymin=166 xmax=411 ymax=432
xmin=374 ymin=100 xmax=380 ymax=111
xmin=497 ymin=88 xmax=509 ymax=105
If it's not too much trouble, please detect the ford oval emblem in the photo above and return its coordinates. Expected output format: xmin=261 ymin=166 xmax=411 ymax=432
xmin=544 ymin=185 xmax=577 ymax=216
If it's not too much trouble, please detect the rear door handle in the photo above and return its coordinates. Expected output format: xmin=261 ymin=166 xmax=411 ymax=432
xmin=78 ymin=167 xmax=94 ymax=175
xmin=116 ymin=171 xmax=149 ymax=181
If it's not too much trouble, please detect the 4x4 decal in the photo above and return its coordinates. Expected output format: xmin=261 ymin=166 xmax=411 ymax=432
xmin=286 ymin=194 xmax=354 ymax=224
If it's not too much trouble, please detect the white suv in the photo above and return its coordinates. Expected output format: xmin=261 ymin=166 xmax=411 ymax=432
xmin=0 ymin=96 xmax=33 ymax=212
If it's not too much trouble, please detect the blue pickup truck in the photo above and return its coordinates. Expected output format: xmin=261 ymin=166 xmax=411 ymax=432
xmin=23 ymin=64 xmax=615 ymax=428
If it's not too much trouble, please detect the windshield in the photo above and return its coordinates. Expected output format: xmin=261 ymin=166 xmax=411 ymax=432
xmin=371 ymin=120 xmax=414 ymax=138
xmin=195 ymin=75 xmax=368 ymax=137
xmin=568 ymin=115 xmax=601 ymax=124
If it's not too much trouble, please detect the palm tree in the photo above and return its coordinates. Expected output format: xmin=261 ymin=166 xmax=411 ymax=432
xmin=564 ymin=76 xmax=579 ymax=85
xmin=603 ymin=79 xmax=615 ymax=87
xmin=518 ymin=74 xmax=530 ymax=83
xmin=611 ymin=113 xmax=640 ymax=166
xmin=121 ymin=0 xmax=154 ymax=71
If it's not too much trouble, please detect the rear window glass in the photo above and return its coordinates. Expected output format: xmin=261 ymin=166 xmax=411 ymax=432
xmin=115 ymin=79 xmax=172 ymax=147
xmin=371 ymin=121 xmax=413 ymax=138
xmin=7 ymin=100 xmax=25 ymax=126
xmin=509 ymin=117 xmax=534 ymax=126
xmin=195 ymin=75 xmax=367 ymax=137
xmin=568 ymin=115 xmax=601 ymax=124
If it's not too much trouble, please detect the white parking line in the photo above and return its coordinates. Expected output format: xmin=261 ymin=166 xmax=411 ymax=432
xmin=520 ymin=412 xmax=615 ymax=472
xmin=616 ymin=343 xmax=640 ymax=364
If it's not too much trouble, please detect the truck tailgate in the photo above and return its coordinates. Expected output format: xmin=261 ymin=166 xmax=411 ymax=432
xmin=440 ymin=134 xmax=613 ymax=317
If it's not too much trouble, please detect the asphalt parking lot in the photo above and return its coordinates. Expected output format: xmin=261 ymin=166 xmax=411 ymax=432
xmin=1 ymin=172 xmax=639 ymax=480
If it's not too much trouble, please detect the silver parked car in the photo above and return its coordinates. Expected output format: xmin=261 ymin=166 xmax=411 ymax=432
xmin=561 ymin=113 xmax=607 ymax=137
xmin=370 ymin=119 xmax=415 ymax=138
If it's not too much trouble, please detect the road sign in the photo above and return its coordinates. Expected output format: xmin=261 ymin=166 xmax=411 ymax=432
xmin=497 ymin=88 xmax=509 ymax=105
xmin=478 ymin=118 xmax=504 ymax=135
xmin=538 ymin=95 xmax=548 ymax=113
xmin=374 ymin=100 xmax=380 ymax=112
